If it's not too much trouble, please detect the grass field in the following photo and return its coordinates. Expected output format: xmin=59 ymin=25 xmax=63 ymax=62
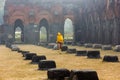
xmin=0 ymin=45 xmax=120 ymax=80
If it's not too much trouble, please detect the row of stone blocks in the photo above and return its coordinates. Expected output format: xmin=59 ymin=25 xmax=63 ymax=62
xmin=21 ymin=50 xmax=119 ymax=67
xmin=66 ymin=48 xmax=100 ymax=58
xmin=6 ymin=46 xmax=59 ymax=76
xmin=60 ymin=46 xmax=101 ymax=58
xmin=43 ymin=43 xmax=119 ymax=53
xmin=67 ymin=49 xmax=101 ymax=59
xmin=61 ymin=46 xmax=119 ymax=62
xmin=75 ymin=50 xmax=119 ymax=62
xmin=84 ymin=43 xmax=120 ymax=52
xmin=36 ymin=42 xmax=120 ymax=52
xmin=60 ymin=42 xmax=120 ymax=52
xmin=20 ymin=50 xmax=100 ymax=80
xmin=7 ymin=46 xmax=119 ymax=80
xmin=18 ymin=50 xmax=56 ymax=70
xmin=47 ymin=68 xmax=99 ymax=80
xmin=72 ymin=50 xmax=119 ymax=62
xmin=61 ymin=43 xmax=112 ymax=50
xmin=7 ymin=45 xmax=120 ymax=67
xmin=24 ymin=54 xmax=56 ymax=70
xmin=76 ymin=50 xmax=101 ymax=58
xmin=7 ymin=45 xmax=120 ymax=63
xmin=5 ymin=43 xmax=20 ymax=51
xmin=18 ymin=50 xmax=120 ymax=70
xmin=15 ymin=49 xmax=120 ymax=68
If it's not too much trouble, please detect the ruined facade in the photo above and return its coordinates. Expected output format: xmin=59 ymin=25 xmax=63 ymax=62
xmin=1 ymin=0 xmax=120 ymax=45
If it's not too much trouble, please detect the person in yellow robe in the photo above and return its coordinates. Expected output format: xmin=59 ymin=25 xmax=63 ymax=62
xmin=56 ymin=32 xmax=64 ymax=50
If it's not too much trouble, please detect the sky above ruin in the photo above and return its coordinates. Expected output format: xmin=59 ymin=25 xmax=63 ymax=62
xmin=0 ymin=0 xmax=5 ymax=24
xmin=0 ymin=0 xmax=5 ymax=12
xmin=0 ymin=0 xmax=5 ymax=8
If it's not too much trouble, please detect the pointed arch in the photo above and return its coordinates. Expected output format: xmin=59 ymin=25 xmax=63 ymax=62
xmin=38 ymin=18 xmax=49 ymax=42
xmin=64 ymin=18 xmax=74 ymax=41
xmin=14 ymin=19 xmax=24 ymax=43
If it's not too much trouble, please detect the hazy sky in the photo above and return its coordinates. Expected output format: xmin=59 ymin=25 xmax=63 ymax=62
xmin=0 ymin=0 xmax=5 ymax=10
xmin=0 ymin=0 xmax=5 ymax=24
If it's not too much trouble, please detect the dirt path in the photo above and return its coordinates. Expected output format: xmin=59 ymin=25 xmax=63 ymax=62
xmin=0 ymin=45 xmax=120 ymax=80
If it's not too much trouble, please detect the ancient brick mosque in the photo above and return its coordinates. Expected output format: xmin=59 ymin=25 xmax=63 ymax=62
xmin=0 ymin=0 xmax=120 ymax=45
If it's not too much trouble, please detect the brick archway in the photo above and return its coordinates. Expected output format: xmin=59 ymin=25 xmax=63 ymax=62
xmin=38 ymin=18 xmax=49 ymax=42
xmin=14 ymin=19 xmax=24 ymax=42
xmin=2 ymin=0 xmax=120 ymax=44
xmin=64 ymin=18 xmax=74 ymax=41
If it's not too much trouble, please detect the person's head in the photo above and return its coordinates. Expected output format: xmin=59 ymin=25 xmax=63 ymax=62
xmin=57 ymin=32 xmax=61 ymax=35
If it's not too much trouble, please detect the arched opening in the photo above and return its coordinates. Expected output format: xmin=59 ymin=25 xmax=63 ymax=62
xmin=64 ymin=18 xmax=74 ymax=41
xmin=14 ymin=19 xmax=24 ymax=43
xmin=39 ymin=18 xmax=49 ymax=43
xmin=15 ymin=27 xmax=22 ymax=43
xmin=39 ymin=26 xmax=47 ymax=42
